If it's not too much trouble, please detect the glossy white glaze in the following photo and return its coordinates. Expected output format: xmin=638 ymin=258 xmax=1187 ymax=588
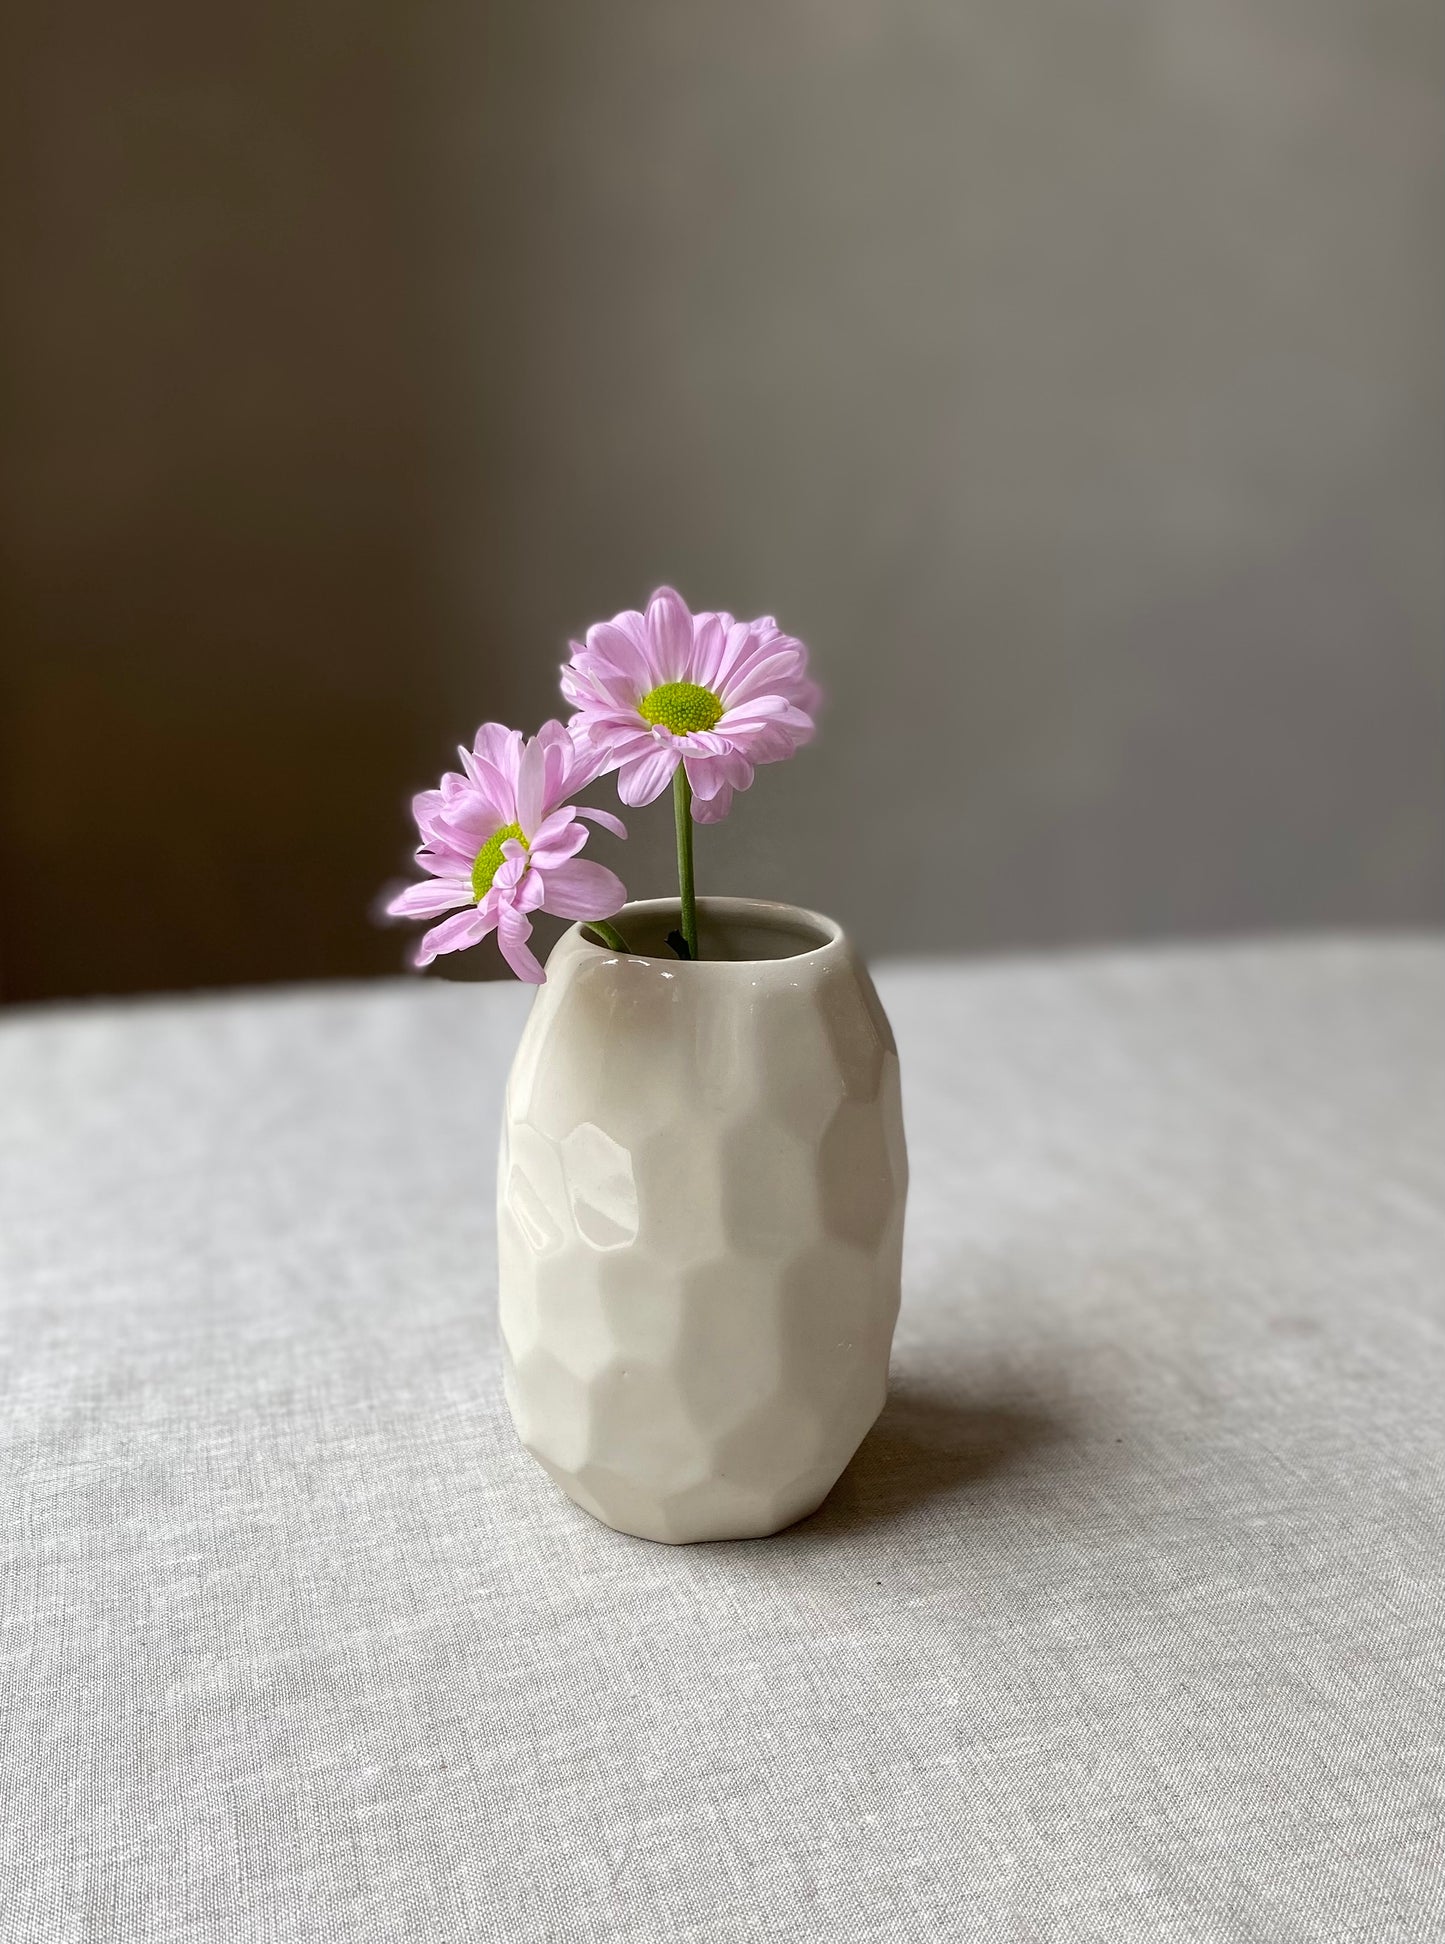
xmin=497 ymin=898 xmax=907 ymax=1543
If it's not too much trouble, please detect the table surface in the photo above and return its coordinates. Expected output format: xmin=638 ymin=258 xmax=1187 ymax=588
xmin=2 ymin=937 xmax=1442 ymax=1944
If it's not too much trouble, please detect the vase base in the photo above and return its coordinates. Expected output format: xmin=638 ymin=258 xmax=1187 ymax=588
xmin=529 ymin=1453 xmax=842 ymax=1545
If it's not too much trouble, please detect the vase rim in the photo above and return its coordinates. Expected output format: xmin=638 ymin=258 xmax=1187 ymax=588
xmin=568 ymin=896 xmax=846 ymax=969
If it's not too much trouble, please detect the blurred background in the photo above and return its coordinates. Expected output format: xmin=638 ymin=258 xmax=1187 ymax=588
xmin=3 ymin=0 xmax=1441 ymax=1002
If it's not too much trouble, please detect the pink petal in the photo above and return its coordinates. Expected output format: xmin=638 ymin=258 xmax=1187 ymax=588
xmin=387 ymin=876 xmax=473 ymax=919
xmin=581 ymin=621 xmax=651 ymax=692
xmin=528 ymin=817 xmax=588 ymax=869
xmin=436 ymin=794 xmax=503 ymax=843
xmin=565 ymin=725 xmax=631 ymax=782
xmin=717 ymin=649 xmax=807 ymax=709
xmin=711 ymin=619 xmax=763 ymax=690
xmin=684 ymin=744 xmax=754 ymax=802
xmin=572 ymin=710 xmax=649 ymax=753
xmin=472 ymin=722 xmax=522 ymax=774
xmin=535 ymin=719 xmax=575 ymax=809
xmin=718 ymin=695 xmax=815 ymax=737
xmin=515 ymin=735 xmax=548 ymax=836
xmin=683 ymin=750 xmax=732 ymax=801
xmin=528 ymin=807 xmax=580 ymax=853
xmin=714 ymin=745 xmax=755 ymax=791
xmin=449 ymin=762 xmax=517 ymax=832
xmin=646 ymin=587 xmax=695 ymax=684
xmin=457 ymin=744 xmax=521 ymax=825
xmin=723 ymin=747 xmax=756 ymax=789
xmin=413 ymin=831 xmax=475 ymax=870
xmin=584 ymin=721 xmax=655 ymax=761
xmin=563 ymin=708 xmax=651 ymax=788
xmin=574 ymin=805 xmax=627 ymax=839
xmin=495 ymin=844 xmax=528 ymax=889
xmin=690 ymin=612 xmax=729 ymax=690
xmin=616 ymin=742 xmax=680 ymax=806
xmin=560 ymin=721 xmax=613 ymax=793
xmin=588 ymin=609 xmax=651 ymax=654
xmin=416 ymin=905 xmax=493 ymax=966
xmin=721 ymin=720 xmax=796 ymax=764
xmin=691 ymin=783 xmax=734 ymax=824
xmin=491 ymin=850 xmax=545 ymax=914
xmin=497 ymin=905 xmax=545 ymax=983
xmin=539 ymin=858 xmax=628 ymax=920
xmin=559 ymin=664 xmax=592 ymax=711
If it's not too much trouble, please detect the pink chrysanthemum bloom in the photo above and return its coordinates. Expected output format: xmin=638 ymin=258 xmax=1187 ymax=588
xmin=560 ymin=587 xmax=820 ymax=823
xmin=386 ymin=720 xmax=627 ymax=982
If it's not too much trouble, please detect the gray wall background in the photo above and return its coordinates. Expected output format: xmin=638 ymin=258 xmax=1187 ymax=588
xmin=4 ymin=0 xmax=1441 ymax=996
xmin=436 ymin=0 xmax=1443 ymax=960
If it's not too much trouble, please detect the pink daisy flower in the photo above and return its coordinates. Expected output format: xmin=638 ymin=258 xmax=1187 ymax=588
xmin=561 ymin=587 xmax=820 ymax=824
xmin=386 ymin=720 xmax=627 ymax=982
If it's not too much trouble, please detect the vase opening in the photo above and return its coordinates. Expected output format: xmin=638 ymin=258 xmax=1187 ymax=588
xmin=583 ymin=897 xmax=841 ymax=966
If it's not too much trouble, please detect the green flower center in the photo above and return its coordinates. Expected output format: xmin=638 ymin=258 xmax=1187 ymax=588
xmin=471 ymin=822 xmax=527 ymax=901
xmin=638 ymin=680 xmax=724 ymax=737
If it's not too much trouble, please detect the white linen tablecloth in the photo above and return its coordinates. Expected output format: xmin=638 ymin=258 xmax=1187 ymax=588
xmin=2 ymin=938 xmax=1442 ymax=1943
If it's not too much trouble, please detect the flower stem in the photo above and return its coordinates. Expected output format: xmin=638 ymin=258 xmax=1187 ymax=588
xmin=584 ymin=918 xmax=632 ymax=953
xmin=673 ymin=764 xmax=699 ymax=960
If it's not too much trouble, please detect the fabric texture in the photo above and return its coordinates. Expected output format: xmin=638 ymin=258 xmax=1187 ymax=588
xmin=1 ymin=938 xmax=1441 ymax=1943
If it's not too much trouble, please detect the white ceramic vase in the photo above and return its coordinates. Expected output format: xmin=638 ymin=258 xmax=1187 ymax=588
xmin=497 ymin=897 xmax=907 ymax=1543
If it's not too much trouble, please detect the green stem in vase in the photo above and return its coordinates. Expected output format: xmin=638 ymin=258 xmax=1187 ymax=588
xmin=673 ymin=765 xmax=699 ymax=961
xmin=583 ymin=918 xmax=632 ymax=954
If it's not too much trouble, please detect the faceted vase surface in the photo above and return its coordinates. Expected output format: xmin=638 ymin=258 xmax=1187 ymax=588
xmin=497 ymin=897 xmax=907 ymax=1543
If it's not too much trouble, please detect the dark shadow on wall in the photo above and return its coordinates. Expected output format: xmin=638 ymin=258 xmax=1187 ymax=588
xmin=0 ymin=2 xmax=483 ymax=1004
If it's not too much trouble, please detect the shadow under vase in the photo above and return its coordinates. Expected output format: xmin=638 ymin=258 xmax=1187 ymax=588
xmin=800 ymin=1381 xmax=1077 ymax=1537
